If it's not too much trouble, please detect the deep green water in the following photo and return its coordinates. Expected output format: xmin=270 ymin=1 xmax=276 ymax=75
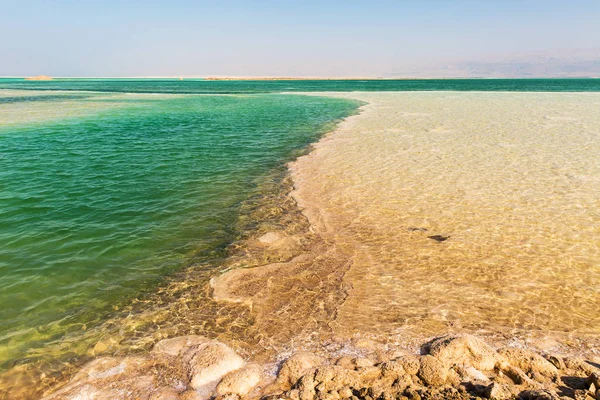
xmin=0 ymin=89 xmax=360 ymax=368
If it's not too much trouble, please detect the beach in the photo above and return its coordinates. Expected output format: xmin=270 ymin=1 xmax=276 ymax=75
xmin=24 ymin=90 xmax=600 ymax=400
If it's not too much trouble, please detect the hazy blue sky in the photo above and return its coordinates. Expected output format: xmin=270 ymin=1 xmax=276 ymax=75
xmin=1 ymin=0 xmax=599 ymax=77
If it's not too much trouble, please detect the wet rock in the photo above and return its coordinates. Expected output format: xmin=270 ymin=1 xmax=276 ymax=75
xmin=484 ymin=382 xmax=512 ymax=399
xmin=498 ymin=349 xmax=559 ymax=381
xmin=216 ymin=363 xmax=262 ymax=396
xmin=417 ymin=355 xmax=448 ymax=386
xmin=152 ymin=335 xmax=210 ymax=357
xmin=278 ymin=352 xmax=326 ymax=388
xmin=150 ymin=387 xmax=181 ymax=400
xmin=424 ymin=335 xmax=499 ymax=371
xmin=183 ymin=341 xmax=245 ymax=390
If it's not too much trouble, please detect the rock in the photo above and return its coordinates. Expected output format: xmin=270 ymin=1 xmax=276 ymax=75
xmin=424 ymin=335 xmax=499 ymax=371
xmin=463 ymin=366 xmax=490 ymax=382
xmin=258 ymin=232 xmax=283 ymax=244
xmin=566 ymin=358 xmax=600 ymax=376
xmin=216 ymin=363 xmax=262 ymax=396
xmin=390 ymin=355 xmax=421 ymax=375
xmin=313 ymin=366 xmax=361 ymax=393
xmin=338 ymin=387 xmax=354 ymax=398
xmin=277 ymin=352 xmax=326 ymax=387
xmin=335 ymin=357 xmax=373 ymax=371
xmin=150 ymin=387 xmax=180 ymax=400
xmin=519 ymin=389 xmax=560 ymax=400
xmin=543 ymin=355 xmax=565 ymax=371
xmin=417 ymin=355 xmax=448 ymax=386
xmin=179 ymin=389 xmax=204 ymax=400
xmin=498 ymin=349 xmax=559 ymax=381
xmin=357 ymin=365 xmax=382 ymax=382
xmin=484 ymin=382 xmax=511 ymax=399
xmin=152 ymin=335 xmax=210 ymax=357
xmin=588 ymin=372 xmax=600 ymax=393
xmin=182 ymin=341 xmax=245 ymax=390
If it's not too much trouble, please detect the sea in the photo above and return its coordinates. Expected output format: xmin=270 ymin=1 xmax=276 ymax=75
xmin=0 ymin=78 xmax=599 ymax=397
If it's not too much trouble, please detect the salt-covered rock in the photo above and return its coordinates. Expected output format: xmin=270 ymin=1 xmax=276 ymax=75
xmin=483 ymin=382 xmax=512 ymax=399
xmin=519 ymin=389 xmax=561 ymax=400
xmin=312 ymin=365 xmax=361 ymax=393
xmin=277 ymin=352 xmax=326 ymax=387
xmin=152 ymin=335 xmax=210 ymax=357
xmin=179 ymin=389 xmax=204 ymax=400
xmin=417 ymin=355 xmax=448 ymax=386
xmin=183 ymin=342 xmax=245 ymax=390
xmin=149 ymin=387 xmax=180 ymax=400
xmin=498 ymin=348 xmax=559 ymax=381
xmin=565 ymin=358 xmax=600 ymax=376
xmin=424 ymin=335 xmax=499 ymax=371
xmin=216 ymin=363 xmax=263 ymax=396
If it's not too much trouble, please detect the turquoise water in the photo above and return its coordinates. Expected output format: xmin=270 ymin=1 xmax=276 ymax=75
xmin=1 ymin=78 xmax=600 ymax=93
xmin=0 ymin=90 xmax=360 ymax=368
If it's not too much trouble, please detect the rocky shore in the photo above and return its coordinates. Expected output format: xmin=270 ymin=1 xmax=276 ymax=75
xmin=41 ymin=334 xmax=600 ymax=400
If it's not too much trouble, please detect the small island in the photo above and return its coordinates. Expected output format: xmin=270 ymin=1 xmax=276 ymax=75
xmin=24 ymin=75 xmax=53 ymax=81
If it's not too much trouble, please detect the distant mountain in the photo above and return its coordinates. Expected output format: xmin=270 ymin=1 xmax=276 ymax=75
xmin=385 ymin=49 xmax=600 ymax=78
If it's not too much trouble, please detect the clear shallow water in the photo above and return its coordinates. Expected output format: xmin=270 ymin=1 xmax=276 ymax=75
xmin=0 ymin=90 xmax=359 ymax=369
xmin=1 ymin=77 xmax=600 ymax=94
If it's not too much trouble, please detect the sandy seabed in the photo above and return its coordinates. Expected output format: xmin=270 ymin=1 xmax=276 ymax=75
xmin=4 ymin=91 xmax=600 ymax=399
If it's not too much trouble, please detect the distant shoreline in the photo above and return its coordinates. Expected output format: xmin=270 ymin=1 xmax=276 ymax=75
xmin=1 ymin=76 xmax=598 ymax=80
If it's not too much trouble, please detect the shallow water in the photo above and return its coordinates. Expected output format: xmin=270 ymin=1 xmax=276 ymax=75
xmin=0 ymin=90 xmax=359 ymax=371
xmin=291 ymin=92 xmax=600 ymax=343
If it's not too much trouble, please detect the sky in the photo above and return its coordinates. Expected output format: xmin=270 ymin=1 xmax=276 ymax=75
xmin=1 ymin=0 xmax=599 ymax=77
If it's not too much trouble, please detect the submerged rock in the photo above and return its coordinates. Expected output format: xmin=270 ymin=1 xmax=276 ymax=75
xmin=183 ymin=342 xmax=246 ymax=390
xmin=216 ymin=363 xmax=263 ymax=396
xmin=152 ymin=335 xmax=211 ymax=358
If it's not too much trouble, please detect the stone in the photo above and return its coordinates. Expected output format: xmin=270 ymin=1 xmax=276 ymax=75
xmin=424 ymin=335 xmax=499 ymax=371
xmin=588 ymin=373 xmax=600 ymax=392
xmin=498 ymin=348 xmax=559 ymax=381
xmin=216 ymin=363 xmax=262 ymax=396
xmin=483 ymin=382 xmax=511 ymax=399
xmin=312 ymin=366 xmax=361 ymax=393
xmin=338 ymin=387 xmax=354 ymax=398
xmin=391 ymin=355 xmax=421 ymax=375
xmin=417 ymin=355 xmax=448 ymax=386
xmin=463 ymin=366 xmax=490 ymax=382
xmin=179 ymin=389 xmax=204 ymax=400
xmin=152 ymin=335 xmax=210 ymax=357
xmin=150 ymin=387 xmax=181 ymax=400
xmin=183 ymin=341 xmax=246 ymax=390
xmin=277 ymin=352 xmax=326 ymax=387
xmin=519 ymin=389 xmax=560 ymax=400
